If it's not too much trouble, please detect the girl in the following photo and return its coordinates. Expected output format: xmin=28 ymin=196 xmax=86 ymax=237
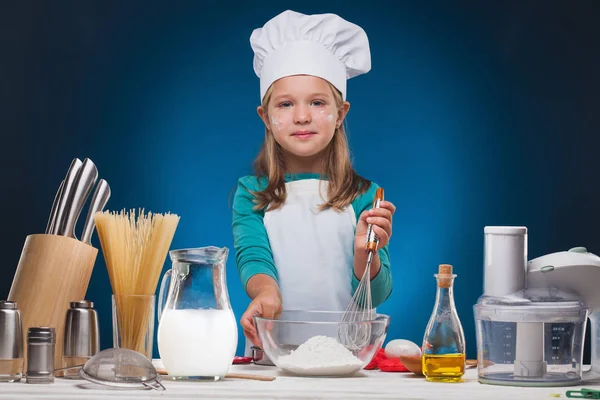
xmin=232 ymin=10 xmax=396 ymax=349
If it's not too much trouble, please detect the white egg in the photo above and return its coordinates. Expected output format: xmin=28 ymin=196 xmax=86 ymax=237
xmin=384 ymin=339 xmax=421 ymax=359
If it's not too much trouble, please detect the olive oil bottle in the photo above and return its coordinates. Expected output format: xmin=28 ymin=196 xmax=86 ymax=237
xmin=422 ymin=264 xmax=466 ymax=382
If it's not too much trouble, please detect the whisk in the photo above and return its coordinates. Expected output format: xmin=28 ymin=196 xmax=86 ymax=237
xmin=339 ymin=187 xmax=385 ymax=350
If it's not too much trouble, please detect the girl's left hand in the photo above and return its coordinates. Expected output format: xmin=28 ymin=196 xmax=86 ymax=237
xmin=355 ymin=200 xmax=396 ymax=251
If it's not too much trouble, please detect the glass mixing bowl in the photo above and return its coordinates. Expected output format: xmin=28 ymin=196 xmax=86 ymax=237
xmin=253 ymin=310 xmax=390 ymax=376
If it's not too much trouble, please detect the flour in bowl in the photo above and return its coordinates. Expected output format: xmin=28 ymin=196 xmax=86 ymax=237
xmin=277 ymin=335 xmax=363 ymax=376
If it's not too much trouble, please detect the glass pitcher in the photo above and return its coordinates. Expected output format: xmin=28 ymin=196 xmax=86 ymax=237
xmin=157 ymin=246 xmax=238 ymax=381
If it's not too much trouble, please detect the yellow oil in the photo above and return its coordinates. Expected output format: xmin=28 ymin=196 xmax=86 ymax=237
xmin=422 ymin=353 xmax=465 ymax=383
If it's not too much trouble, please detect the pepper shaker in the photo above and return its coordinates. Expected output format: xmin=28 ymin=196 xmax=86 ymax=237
xmin=0 ymin=300 xmax=24 ymax=382
xmin=62 ymin=300 xmax=99 ymax=379
xmin=26 ymin=327 xmax=55 ymax=384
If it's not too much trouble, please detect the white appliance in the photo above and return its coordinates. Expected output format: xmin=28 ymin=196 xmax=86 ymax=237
xmin=474 ymin=226 xmax=600 ymax=387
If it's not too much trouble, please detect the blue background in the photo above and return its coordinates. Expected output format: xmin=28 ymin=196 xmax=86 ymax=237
xmin=1 ymin=0 xmax=599 ymax=361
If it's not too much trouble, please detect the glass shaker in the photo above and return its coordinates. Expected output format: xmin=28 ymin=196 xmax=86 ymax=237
xmin=62 ymin=300 xmax=100 ymax=378
xmin=422 ymin=264 xmax=466 ymax=382
xmin=26 ymin=327 xmax=55 ymax=384
xmin=0 ymin=300 xmax=24 ymax=382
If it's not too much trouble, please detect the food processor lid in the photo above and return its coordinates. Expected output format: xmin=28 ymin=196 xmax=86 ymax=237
xmin=474 ymin=288 xmax=588 ymax=323
xmin=484 ymin=226 xmax=528 ymax=235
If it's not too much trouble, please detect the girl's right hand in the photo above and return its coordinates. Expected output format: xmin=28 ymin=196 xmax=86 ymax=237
xmin=240 ymin=286 xmax=282 ymax=348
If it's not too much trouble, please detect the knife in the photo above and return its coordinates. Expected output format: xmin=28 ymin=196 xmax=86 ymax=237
xmin=54 ymin=158 xmax=98 ymax=238
xmin=51 ymin=158 xmax=83 ymax=235
xmin=45 ymin=180 xmax=65 ymax=234
xmin=80 ymin=179 xmax=111 ymax=244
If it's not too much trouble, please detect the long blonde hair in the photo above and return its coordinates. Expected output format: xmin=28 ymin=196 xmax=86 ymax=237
xmin=251 ymin=82 xmax=371 ymax=212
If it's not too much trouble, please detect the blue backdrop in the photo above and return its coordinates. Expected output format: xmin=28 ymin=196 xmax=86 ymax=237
xmin=1 ymin=0 xmax=599 ymax=360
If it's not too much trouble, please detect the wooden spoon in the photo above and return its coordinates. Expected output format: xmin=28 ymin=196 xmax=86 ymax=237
xmin=156 ymin=368 xmax=276 ymax=381
xmin=397 ymin=355 xmax=424 ymax=376
xmin=223 ymin=373 xmax=276 ymax=382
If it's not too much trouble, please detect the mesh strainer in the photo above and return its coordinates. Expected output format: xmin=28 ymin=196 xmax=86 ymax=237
xmin=78 ymin=348 xmax=165 ymax=391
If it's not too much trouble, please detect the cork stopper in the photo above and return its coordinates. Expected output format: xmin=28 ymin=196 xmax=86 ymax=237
xmin=438 ymin=264 xmax=452 ymax=275
xmin=436 ymin=264 xmax=455 ymax=288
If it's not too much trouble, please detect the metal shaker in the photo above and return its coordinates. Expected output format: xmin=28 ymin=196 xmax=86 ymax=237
xmin=62 ymin=300 xmax=99 ymax=379
xmin=0 ymin=300 xmax=24 ymax=382
xmin=26 ymin=327 xmax=55 ymax=384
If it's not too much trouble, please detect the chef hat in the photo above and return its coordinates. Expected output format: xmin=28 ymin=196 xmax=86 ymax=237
xmin=250 ymin=10 xmax=371 ymax=101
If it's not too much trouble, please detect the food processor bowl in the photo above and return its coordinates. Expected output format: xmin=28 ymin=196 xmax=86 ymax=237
xmin=474 ymin=289 xmax=588 ymax=387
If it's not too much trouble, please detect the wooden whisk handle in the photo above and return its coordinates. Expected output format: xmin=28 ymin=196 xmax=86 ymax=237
xmin=365 ymin=188 xmax=385 ymax=251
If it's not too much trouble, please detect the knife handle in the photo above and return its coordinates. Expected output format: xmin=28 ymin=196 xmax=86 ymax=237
xmin=55 ymin=158 xmax=98 ymax=238
xmin=52 ymin=159 xmax=82 ymax=235
xmin=80 ymin=179 xmax=111 ymax=244
xmin=45 ymin=180 xmax=64 ymax=234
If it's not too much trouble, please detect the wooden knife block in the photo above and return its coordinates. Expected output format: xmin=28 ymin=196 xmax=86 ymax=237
xmin=8 ymin=234 xmax=98 ymax=371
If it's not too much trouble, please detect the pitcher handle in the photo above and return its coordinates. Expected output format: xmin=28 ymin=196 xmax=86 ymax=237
xmin=158 ymin=269 xmax=172 ymax=321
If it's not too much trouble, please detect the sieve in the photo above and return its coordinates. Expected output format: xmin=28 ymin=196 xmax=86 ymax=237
xmin=54 ymin=348 xmax=165 ymax=390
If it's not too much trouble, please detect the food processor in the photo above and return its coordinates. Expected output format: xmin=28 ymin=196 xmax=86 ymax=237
xmin=474 ymin=226 xmax=600 ymax=387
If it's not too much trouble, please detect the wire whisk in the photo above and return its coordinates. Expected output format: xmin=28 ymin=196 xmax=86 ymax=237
xmin=338 ymin=188 xmax=384 ymax=350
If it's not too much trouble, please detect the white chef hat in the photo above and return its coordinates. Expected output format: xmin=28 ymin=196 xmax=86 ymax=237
xmin=250 ymin=10 xmax=371 ymax=101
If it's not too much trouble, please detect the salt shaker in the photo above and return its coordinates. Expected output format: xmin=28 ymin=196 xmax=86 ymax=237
xmin=62 ymin=300 xmax=99 ymax=379
xmin=0 ymin=300 xmax=24 ymax=382
xmin=26 ymin=327 xmax=55 ymax=384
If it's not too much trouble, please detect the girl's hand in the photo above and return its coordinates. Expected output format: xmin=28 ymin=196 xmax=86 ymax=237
xmin=354 ymin=200 xmax=396 ymax=252
xmin=240 ymin=286 xmax=282 ymax=348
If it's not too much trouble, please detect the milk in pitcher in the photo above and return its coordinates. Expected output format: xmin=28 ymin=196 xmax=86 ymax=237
xmin=158 ymin=308 xmax=238 ymax=379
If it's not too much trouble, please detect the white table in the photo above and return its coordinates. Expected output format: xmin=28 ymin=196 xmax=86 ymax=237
xmin=0 ymin=361 xmax=598 ymax=400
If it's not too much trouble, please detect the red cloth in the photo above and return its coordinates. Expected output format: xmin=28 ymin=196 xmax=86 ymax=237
xmin=363 ymin=348 xmax=409 ymax=372
xmin=378 ymin=358 xmax=409 ymax=372
xmin=364 ymin=348 xmax=386 ymax=370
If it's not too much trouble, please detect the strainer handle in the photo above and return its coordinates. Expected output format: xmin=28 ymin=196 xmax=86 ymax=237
xmin=158 ymin=269 xmax=172 ymax=321
xmin=143 ymin=379 xmax=166 ymax=391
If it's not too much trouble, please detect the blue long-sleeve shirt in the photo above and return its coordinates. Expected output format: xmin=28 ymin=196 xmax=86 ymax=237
xmin=231 ymin=173 xmax=393 ymax=307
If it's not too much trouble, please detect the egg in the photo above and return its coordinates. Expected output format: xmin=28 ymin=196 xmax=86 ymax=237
xmin=384 ymin=339 xmax=421 ymax=359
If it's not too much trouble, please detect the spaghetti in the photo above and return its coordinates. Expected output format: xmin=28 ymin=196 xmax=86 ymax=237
xmin=95 ymin=209 xmax=179 ymax=356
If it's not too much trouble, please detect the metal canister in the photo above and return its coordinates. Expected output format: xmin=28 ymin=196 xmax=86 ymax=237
xmin=62 ymin=300 xmax=99 ymax=379
xmin=26 ymin=327 xmax=55 ymax=384
xmin=0 ymin=300 xmax=24 ymax=382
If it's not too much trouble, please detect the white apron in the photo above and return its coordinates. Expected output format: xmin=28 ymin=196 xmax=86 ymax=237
xmin=244 ymin=178 xmax=357 ymax=356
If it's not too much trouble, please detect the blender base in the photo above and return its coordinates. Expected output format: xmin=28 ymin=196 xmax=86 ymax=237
xmin=478 ymin=372 xmax=581 ymax=387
